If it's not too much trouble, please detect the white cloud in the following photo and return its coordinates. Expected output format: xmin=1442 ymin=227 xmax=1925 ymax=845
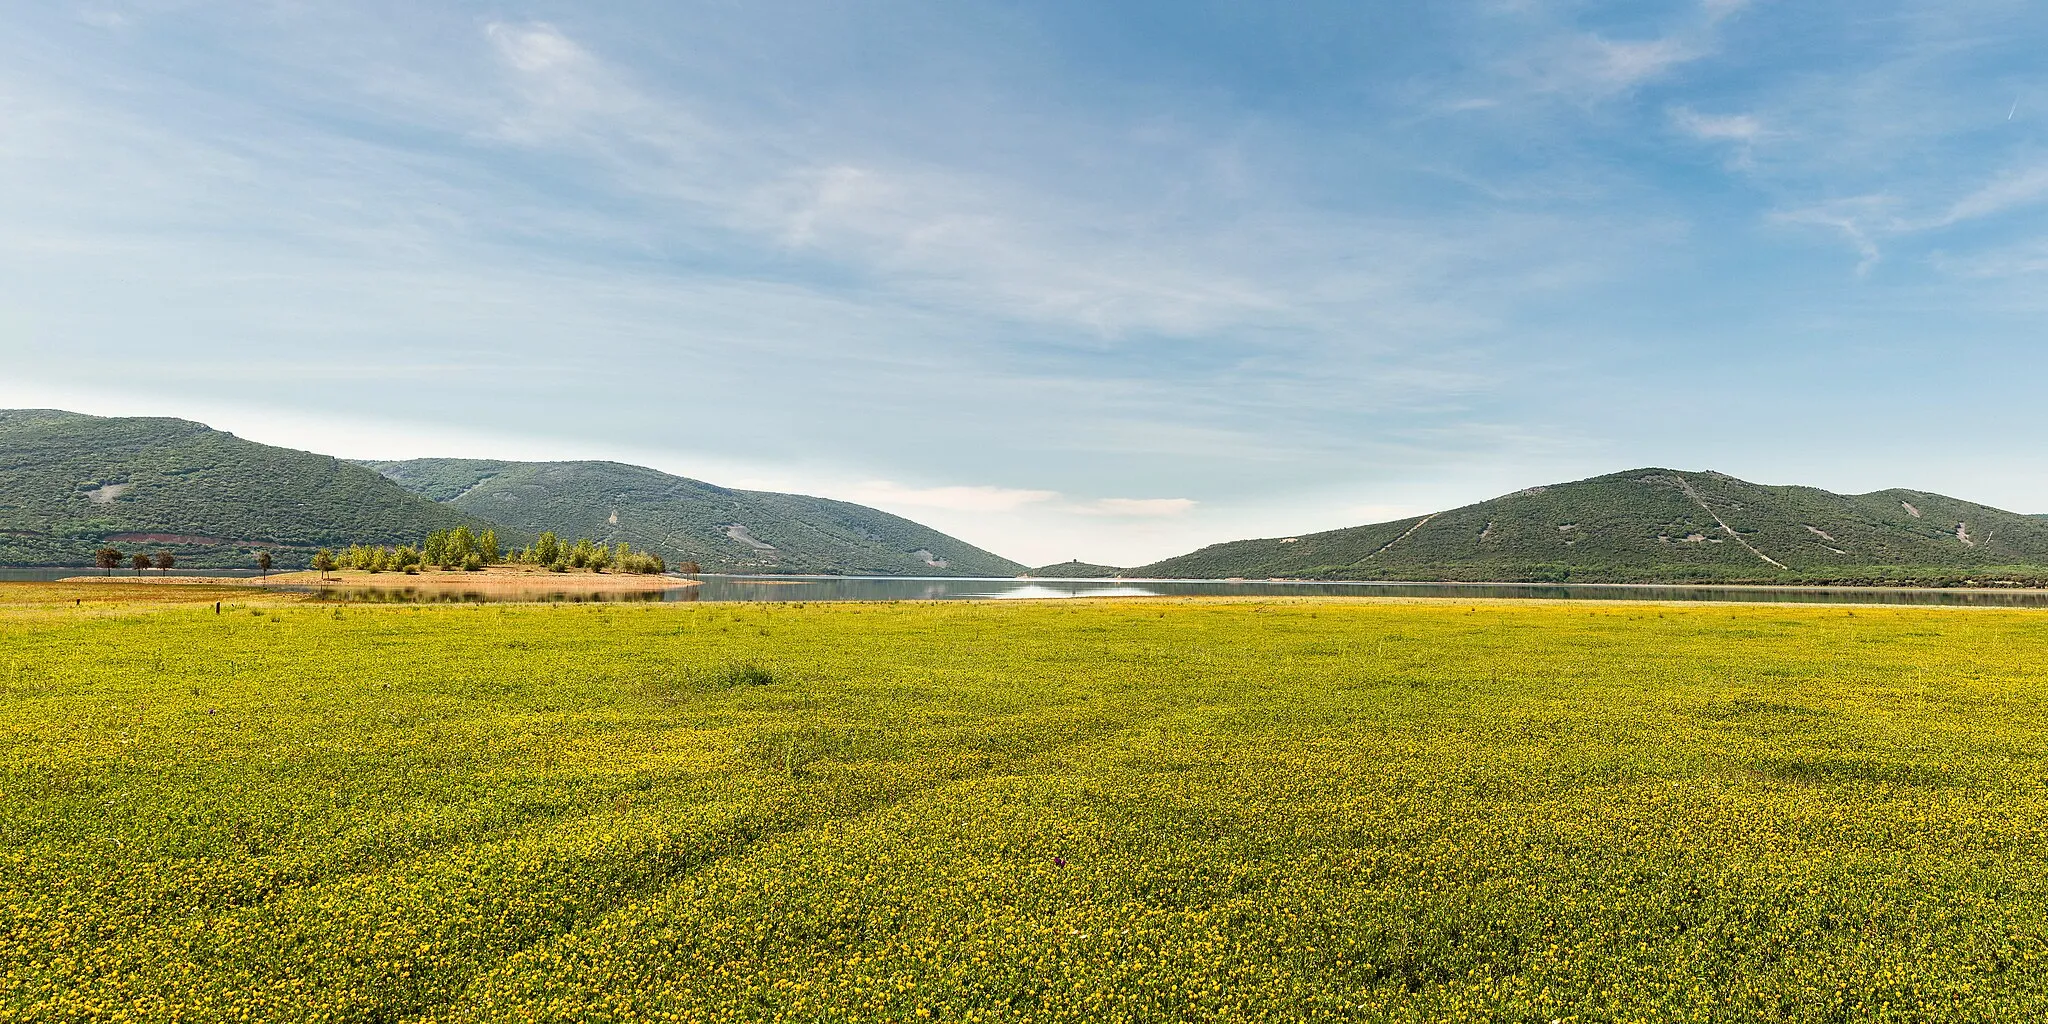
xmin=1931 ymin=240 xmax=2048 ymax=278
xmin=76 ymin=9 xmax=129 ymax=31
xmin=1772 ymin=164 xmax=2048 ymax=272
xmin=1671 ymin=108 xmax=1767 ymax=144
xmin=1701 ymin=0 xmax=1751 ymax=23
xmin=839 ymin=481 xmax=1060 ymax=513
xmin=485 ymin=22 xmax=587 ymax=73
xmin=1585 ymin=36 xmax=1702 ymax=90
xmin=1937 ymin=166 xmax=2048 ymax=226
xmin=1080 ymin=498 xmax=1198 ymax=518
xmin=1772 ymin=198 xmax=1892 ymax=274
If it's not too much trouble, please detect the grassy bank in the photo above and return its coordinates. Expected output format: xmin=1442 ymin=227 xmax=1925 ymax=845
xmin=5 ymin=589 xmax=2048 ymax=1021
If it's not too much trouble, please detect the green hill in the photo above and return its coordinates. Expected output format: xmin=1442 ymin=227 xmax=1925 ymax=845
xmin=1141 ymin=469 xmax=2048 ymax=585
xmin=0 ymin=410 xmax=491 ymax=568
xmin=1023 ymin=560 xmax=1128 ymax=578
xmin=367 ymin=458 xmax=1024 ymax=577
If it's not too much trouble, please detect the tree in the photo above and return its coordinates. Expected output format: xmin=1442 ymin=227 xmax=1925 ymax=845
xmin=534 ymin=531 xmax=562 ymax=566
xmin=256 ymin=550 xmax=272 ymax=577
xmin=423 ymin=530 xmax=449 ymax=569
xmin=96 ymin=547 xmax=122 ymax=576
xmin=312 ymin=549 xmax=336 ymax=580
xmin=153 ymin=551 xmax=175 ymax=574
xmin=677 ymin=561 xmax=701 ymax=576
xmin=478 ymin=528 xmax=500 ymax=565
xmin=447 ymin=526 xmax=475 ymax=568
xmin=131 ymin=552 xmax=151 ymax=576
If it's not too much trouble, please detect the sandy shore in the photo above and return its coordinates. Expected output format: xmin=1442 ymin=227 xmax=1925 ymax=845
xmin=61 ymin=568 xmax=697 ymax=593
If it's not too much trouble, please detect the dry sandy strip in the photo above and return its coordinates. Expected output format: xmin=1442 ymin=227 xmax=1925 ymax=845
xmin=62 ymin=570 xmax=698 ymax=593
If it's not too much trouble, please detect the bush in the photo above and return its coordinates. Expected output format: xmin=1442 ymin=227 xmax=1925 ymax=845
xmin=702 ymin=662 xmax=777 ymax=690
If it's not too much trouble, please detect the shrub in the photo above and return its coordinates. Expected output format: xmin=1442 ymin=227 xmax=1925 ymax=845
xmin=703 ymin=662 xmax=777 ymax=689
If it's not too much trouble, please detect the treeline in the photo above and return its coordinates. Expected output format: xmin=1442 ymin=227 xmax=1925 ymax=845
xmin=93 ymin=547 xmax=178 ymax=576
xmin=315 ymin=526 xmax=501 ymax=574
xmin=310 ymin=528 xmax=668 ymax=575
xmin=512 ymin=532 xmax=666 ymax=574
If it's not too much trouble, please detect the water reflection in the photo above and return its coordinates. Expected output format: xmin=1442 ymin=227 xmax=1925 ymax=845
xmin=314 ymin=587 xmax=669 ymax=604
xmin=668 ymin=577 xmax=2048 ymax=607
xmin=8 ymin=567 xmax=2048 ymax=607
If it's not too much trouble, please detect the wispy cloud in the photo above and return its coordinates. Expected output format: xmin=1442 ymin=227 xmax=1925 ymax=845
xmin=1079 ymin=498 xmax=1198 ymax=518
xmin=839 ymin=481 xmax=1059 ymax=513
xmin=1930 ymin=239 xmax=2048 ymax=278
xmin=1936 ymin=165 xmax=2048 ymax=226
xmin=1493 ymin=0 xmax=1749 ymax=102
xmin=1771 ymin=197 xmax=1895 ymax=274
xmin=1671 ymin=107 xmax=1768 ymax=144
xmin=1671 ymin=106 xmax=1773 ymax=168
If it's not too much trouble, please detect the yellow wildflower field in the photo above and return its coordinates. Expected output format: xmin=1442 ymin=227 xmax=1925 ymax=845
xmin=4 ymin=590 xmax=2047 ymax=1021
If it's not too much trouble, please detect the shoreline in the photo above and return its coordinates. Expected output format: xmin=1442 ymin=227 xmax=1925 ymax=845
xmin=17 ymin=569 xmax=2048 ymax=596
xmin=56 ymin=568 xmax=699 ymax=593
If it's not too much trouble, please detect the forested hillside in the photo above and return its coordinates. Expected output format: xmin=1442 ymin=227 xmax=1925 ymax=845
xmin=0 ymin=410 xmax=493 ymax=568
xmin=368 ymin=458 xmax=1024 ymax=577
xmin=1141 ymin=469 xmax=2048 ymax=585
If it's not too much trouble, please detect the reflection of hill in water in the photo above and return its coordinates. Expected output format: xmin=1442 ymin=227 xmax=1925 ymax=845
xmin=312 ymin=586 xmax=672 ymax=604
xmin=241 ymin=574 xmax=2048 ymax=607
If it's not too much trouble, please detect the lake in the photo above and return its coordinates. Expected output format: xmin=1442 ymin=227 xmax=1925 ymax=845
xmin=8 ymin=569 xmax=2048 ymax=606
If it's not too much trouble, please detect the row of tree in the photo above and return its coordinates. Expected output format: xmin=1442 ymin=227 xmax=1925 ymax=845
xmin=94 ymin=547 xmax=179 ymax=575
xmin=305 ymin=529 xmax=668 ymax=577
xmin=91 ymin=526 xmax=684 ymax=579
xmin=511 ymin=532 xmax=666 ymax=574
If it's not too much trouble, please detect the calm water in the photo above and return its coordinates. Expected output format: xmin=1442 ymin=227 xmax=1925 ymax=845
xmin=7 ymin=568 xmax=2048 ymax=606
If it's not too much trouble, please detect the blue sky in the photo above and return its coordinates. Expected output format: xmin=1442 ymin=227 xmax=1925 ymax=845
xmin=4 ymin=0 xmax=2047 ymax=565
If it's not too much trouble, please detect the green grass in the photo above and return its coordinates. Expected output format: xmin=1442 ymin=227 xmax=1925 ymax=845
xmin=7 ymin=590 xmax=2048 ymax=1021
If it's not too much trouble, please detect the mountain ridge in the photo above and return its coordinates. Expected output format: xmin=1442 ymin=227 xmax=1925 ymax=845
xmin=1135 ymin=468 xmax=2048 ymax=585
xmin=0 ymin=409 xmax=490 ymax=568
xmin=366 ymin=457 xmax=1025 ymax=577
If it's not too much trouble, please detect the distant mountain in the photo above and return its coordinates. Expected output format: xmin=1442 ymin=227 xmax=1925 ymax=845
xmin=0 ymin=410 xmax=489 ymax=568
xmin=367 ymin=458 xmax=1024 ymax=577
xmin=1024 ymin=560 xmax=1127 ymax=578
xmin=1141 ymin=469 xmax=2048 ymax=585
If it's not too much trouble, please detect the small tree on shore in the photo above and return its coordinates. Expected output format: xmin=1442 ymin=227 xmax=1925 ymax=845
xmin=96 ymin=547 xmax=122 ymax=576
xmin=312 ymin=549 xmax=336 ymax=580
xmin=256 ymin=551 xmax=272 ymax=578
xmin=153 ymin=551 xmax=175 ymax=574
xmin=130 ymin=552 xmax=151 ymax=576
xmin=534 ymin=531 xmax=562 ymax=566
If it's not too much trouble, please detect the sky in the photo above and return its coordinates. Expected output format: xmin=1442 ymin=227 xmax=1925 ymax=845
xmin=4 ymin=0 xmax=2047 ymax=566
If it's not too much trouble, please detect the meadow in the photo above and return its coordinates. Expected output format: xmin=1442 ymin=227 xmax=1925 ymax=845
xmin=5 ymin=585 xmax=2048 ymax=1021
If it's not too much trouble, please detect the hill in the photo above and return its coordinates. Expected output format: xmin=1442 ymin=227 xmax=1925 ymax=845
xmin=1141 ymin=468 xmax=2048 ymax=585
xmin=1023 ymin=560 xmax=1128 ymax=578
xmin=367 ymin=458 xmax=1024 ymax=577
xmin=0 ymin=410 xmax=491 ymax=568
